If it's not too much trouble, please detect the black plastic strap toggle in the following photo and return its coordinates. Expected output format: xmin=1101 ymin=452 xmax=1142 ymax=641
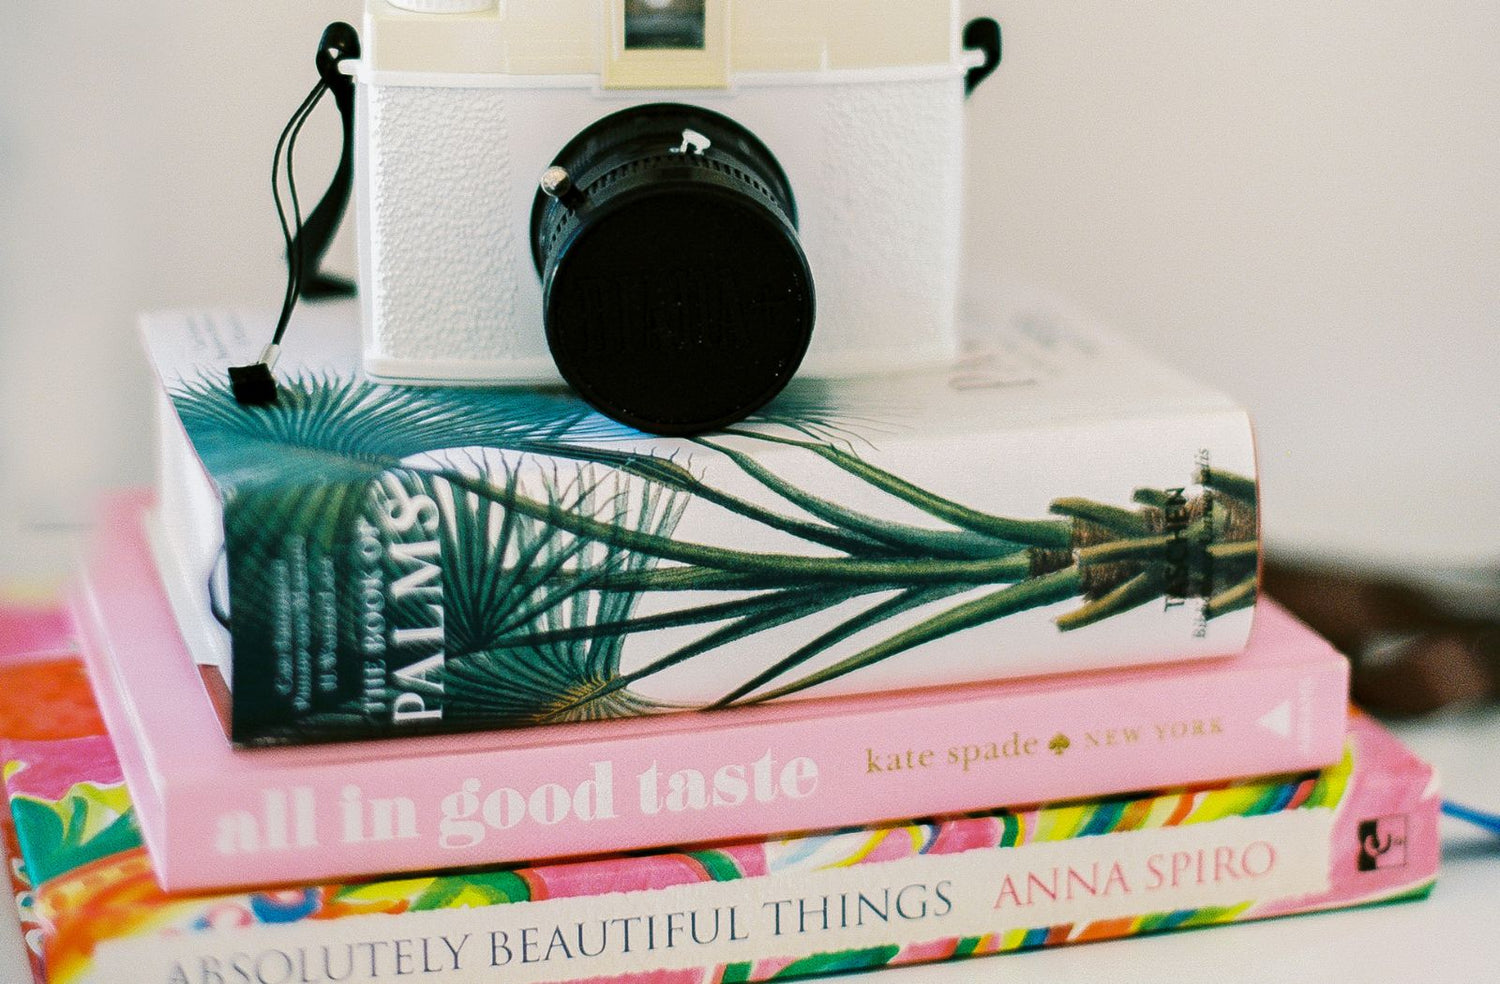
xmin=231 ymin=22 xmax=362 ymax=407
xmin=229 ymin=362 xmax=279 ymax=406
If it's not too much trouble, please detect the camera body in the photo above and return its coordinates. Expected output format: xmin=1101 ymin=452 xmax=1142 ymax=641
xmin=354 ymin=0 xmax=986 ymax=412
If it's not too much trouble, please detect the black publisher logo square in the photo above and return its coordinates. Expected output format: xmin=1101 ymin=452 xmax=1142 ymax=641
xmin=1357 ymin=815 xmax=1409 ymax=871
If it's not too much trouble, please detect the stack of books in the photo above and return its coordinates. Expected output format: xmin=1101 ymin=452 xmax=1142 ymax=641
xmin=9 ymin=293 xmax=1438 ymax=982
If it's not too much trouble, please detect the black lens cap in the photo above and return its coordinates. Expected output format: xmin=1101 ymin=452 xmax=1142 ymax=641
xmin=533 ymin=105 xmax=814 ymax=435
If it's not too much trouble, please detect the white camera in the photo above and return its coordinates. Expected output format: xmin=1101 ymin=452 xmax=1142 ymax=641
xmin=350 ymin=0 xmax=1001 ymax=432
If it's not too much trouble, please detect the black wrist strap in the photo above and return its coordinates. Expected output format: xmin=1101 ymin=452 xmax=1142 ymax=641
xmin=231 ymin=22 xmax=360 ymax=407
xmin=297 ymin=24 xmax=360 ymax=300
xmin=963 ymin=18 xmax=1002 ymax=97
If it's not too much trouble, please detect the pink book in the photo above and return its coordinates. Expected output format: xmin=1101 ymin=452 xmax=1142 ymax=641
xmin=6 ymin=710 xmax=1436 ymax=984
xmin=0 ymin=600 xmax=72 ymax=662
xmin=74 ymin=492 xmax=1348 ymax=893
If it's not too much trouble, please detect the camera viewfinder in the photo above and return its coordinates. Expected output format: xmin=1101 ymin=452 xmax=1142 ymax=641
xmin=624 ymin=0 xmax=707 ymax=50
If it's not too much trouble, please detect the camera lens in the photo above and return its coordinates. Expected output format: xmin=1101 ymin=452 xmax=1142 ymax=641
xmin=531 ymin=104 xmax=814 ymax=436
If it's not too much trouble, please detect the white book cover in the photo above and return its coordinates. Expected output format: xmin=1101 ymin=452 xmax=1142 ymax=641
xmin=141 ymin=287 xmax=1258 ymax=745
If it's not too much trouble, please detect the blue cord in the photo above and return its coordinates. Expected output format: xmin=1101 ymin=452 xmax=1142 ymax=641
xmin=1443 ymin=800 xmax=1500 ymax=836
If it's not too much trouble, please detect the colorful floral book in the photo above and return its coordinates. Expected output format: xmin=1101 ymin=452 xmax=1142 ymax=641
xmin=144 ymin=289 xmax=1259 ymax=745
xmin=0 ymin=642 xmax=110 ymax=984
xmin=4 ymin=703 xmax=1436 ymax=984
xmin=76 ymin=492 xmax=1346 ymax=893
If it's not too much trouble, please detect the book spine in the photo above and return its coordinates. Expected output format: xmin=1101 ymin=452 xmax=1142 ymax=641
xmin=154 ymin=648 xmax=1348 ymax=891
xmin=88 ymin=737 xmax=1440 ymax=984
xmin=214 ymin=406 xmax=1261 ymax=746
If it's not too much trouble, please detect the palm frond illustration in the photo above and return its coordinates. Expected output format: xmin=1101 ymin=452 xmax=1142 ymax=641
xmin=427 ymin=437 xmax=1257 ymax=714
xmin=422 ymin=463 xmax=691 ymax=726
xmin=177 ymin=372 xmax=1257 ymax=725
xmin=171 ymin=371 xmax=631 ymax=489
xmin=743 ymin=376 xmax=897 ymax=447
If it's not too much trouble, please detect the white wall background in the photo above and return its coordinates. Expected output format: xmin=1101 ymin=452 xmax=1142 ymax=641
xmin=0 ymin=1 xmax=1495 ymax=585
xmin=963 ymin=2 xmax=1499 ymax=576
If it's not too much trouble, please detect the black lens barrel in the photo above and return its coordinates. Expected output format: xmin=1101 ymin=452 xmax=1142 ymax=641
xmin=531 ymin=105 xmax=814 ymax=436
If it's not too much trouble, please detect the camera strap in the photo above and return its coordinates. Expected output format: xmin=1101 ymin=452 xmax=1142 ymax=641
xmin=231 ymin=22 xmax=361 ymax=406
xmin=963 ymin=18 xmax=1003 ymax=97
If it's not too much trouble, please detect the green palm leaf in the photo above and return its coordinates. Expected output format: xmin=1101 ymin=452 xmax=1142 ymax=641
xmin=436 ymin=460 xmax=689 ymax=726
xmin=433 ymin=468 xmax=604 ymax=656
xmin=719 ymin=429 xmax=1075 ymax=547
xmin=440 ymin=469 xmax=1040 ymax=585
xmin=1199 ymin=467 xmax=1257 ymax=505
xmin=742 ymin=567 xmax=1086 ymax=703
xmin=710 ymin=583 xmax=973 ymax=707
xmin=696 ymin=436 xmax=1027 ymax=559
xmin=1050 ymin=497 xmax=1155 ymax=537
xmin=171 ymin=371 xmax=623 ymax=491
xmin=545 ymin=582 xmax=874 ymax=719
xmin=490 ymin=588 xmax=827 ymax=649
xmin=1205 ymin=574 xmax=1258 ymax=619
xmin=537 ymin=443 xmax=891 ymax=556
xmin=743 ymin=378 xmax=888 ymax=445
xmin=1056 ymin=569 xmax=1164 ymax=631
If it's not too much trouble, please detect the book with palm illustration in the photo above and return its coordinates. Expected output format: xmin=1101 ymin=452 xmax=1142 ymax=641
xmin=144 ymin=289 xmax=1260 ymax=746
xmin=76 ymin=494 xmax=1347 ymax=891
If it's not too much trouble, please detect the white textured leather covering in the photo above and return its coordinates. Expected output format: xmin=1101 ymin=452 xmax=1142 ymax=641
xmin=359 ymin=74 xmax=967 ymax=383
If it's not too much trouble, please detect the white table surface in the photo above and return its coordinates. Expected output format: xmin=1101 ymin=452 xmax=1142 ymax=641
xmin=2 ymin=709 xmax=1495 ymax=983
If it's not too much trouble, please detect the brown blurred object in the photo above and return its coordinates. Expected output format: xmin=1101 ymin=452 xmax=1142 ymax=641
xmin=1265 ymin=562 xmax=1500 ymax=717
